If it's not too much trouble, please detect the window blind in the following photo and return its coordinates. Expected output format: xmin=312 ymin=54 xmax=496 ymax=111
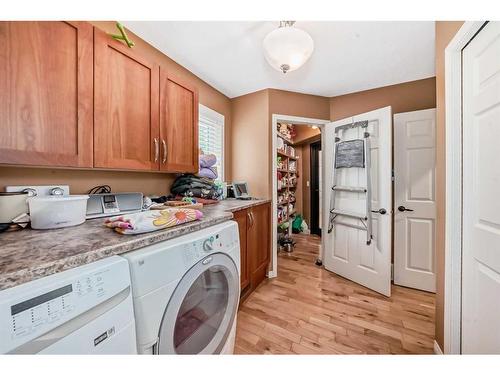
xmin=199 ymin=112 xmax=224 ymax=181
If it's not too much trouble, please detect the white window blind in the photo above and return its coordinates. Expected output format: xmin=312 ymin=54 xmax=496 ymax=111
xmin=199 ymin=105 xmax=224 ymax=181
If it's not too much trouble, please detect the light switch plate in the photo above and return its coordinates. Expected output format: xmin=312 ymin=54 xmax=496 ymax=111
xmin=5 ymin=185 xmax=70 ymax=197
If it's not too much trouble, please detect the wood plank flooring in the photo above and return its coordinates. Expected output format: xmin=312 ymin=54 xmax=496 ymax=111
xmin=234 ymin=234 xmax=435 ymax=354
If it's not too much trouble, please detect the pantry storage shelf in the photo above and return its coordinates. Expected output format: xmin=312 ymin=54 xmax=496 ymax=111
xmin=277 ymin=123 xmax=299 ymax=231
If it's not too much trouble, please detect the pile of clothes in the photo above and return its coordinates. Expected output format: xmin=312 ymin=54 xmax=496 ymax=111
xmin=170 ymin=153 xmax=223 ymax=201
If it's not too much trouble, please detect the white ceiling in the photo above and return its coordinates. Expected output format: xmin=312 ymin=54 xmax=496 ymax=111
xmin=122 ymin=21 xmax=435 ymax=98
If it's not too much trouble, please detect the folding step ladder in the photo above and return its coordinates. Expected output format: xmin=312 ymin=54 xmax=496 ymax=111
xmin=327 ymin=120 xmax=374 ymax=245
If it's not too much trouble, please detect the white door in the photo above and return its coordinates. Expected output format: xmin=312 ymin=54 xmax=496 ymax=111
xmin=462 ymin=21 xmax=500 ymax=354
xmin=322 ymin=107 xmax=392 ymax=296
xmin=394 ymin=109 xmax=437 ymax=292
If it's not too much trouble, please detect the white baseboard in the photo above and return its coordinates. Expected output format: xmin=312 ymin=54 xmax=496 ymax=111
xmin=434 ymin=340 xmax=443 ymax=354
xmin=267 ymin=270 xmax=277 ymax=278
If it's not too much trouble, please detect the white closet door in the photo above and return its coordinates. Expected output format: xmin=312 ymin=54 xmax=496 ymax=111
xmin=322 ymin=106 xmax=392 ymax=296
xmin=394 ymin=109 xmax=437 ymax=292
xmin=462 ymin=21 xmax=500 ymax=354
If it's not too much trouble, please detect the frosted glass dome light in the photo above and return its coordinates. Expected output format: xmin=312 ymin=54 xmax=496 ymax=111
xmin=263 ymin=21 xmax=314 ymax=74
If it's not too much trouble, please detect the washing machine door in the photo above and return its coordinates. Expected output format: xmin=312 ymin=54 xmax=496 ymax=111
xmin=157 ymin=253 xmax=239 ymax=354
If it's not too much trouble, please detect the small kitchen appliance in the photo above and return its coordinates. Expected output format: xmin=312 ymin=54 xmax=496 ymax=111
xmin=86 ymin=192 xmax=143 ymax=219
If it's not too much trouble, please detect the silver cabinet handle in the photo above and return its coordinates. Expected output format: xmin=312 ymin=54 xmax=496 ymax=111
xmin=153 ymin=138 xmax=159 ymax=162
xmin=247 ymin=211 xmax=254 ymax=228
xmin=162 ymin=139 xmax=167 ymax=164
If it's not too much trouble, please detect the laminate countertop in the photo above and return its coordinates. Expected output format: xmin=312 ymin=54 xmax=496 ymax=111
xmin=0 ymin=198 xmax=270 ymax=291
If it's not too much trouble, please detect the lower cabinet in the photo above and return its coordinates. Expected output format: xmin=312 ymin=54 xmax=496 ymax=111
xmin=234 ymin=202 xmax=271 ymax=299
xmin=233 ymin=210 xmax=249 ymax=291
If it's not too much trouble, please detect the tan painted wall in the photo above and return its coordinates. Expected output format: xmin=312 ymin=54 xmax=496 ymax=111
xmin=231 ymin=89 xmax=330 ymax=199
xmin=0 ymin=166 xmax=175 ymax=195
xmin=329 ymin=77 xmax=437 ymax=121
xmin=231 ymin=90 xmax=270 ymax=199
xmin=435 ymin=20 xmax=464 ymax=352
xmin=0 ymin=21 xmax=232 ymax=195
xmin=268 ymin=89 xmax=330 ymax=200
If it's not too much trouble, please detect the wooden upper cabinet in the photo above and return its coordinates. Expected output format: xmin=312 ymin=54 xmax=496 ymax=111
xmin=159 ymin=69 xmax=199 ymax=173
xmin=94 ymin=27 xmax=159 ymax=170
xmin=0 ymin=21 xmax=93 ymax=167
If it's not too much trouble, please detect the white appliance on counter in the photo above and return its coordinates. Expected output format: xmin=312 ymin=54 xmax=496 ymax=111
xmin=120 ymin=221 xmax=240 ymax=354
xmin=0 ymin=256 xmax=137 ymax=354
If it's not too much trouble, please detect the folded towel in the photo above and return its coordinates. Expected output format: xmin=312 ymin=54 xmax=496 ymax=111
xmin=105 ymin=208 xmax=203 ymax=235
xmin=199 ymin=153 xmax=217 ymax=168
xmin=197 ymin=166 xmax=218 ymax=180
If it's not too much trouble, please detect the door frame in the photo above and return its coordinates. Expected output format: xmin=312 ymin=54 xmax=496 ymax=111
xmin=270 ymin=114 xmax=330 ymax=278
xmin=310 ymin=140 xmax=322 ymax=236
xmin=444 ymin=21 xmax=486 ymax=354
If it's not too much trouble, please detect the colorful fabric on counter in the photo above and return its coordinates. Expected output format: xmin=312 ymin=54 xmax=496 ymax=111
xmin=104 ymin=208 xmax=203 ymax=235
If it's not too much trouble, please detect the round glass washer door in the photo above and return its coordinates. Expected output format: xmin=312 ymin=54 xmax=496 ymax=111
xmin=157 ymin=253 xmax=239 ymax=354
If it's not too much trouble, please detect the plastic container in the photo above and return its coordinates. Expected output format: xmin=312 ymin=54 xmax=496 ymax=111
xmin=0 ymin=192 xmax=29 ymax=224
xmin=28 ymin=195 xmax=89 ymax=229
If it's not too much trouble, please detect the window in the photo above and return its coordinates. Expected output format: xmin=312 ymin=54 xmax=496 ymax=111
xmin=199 ymin=104 xmax=224 ymax=181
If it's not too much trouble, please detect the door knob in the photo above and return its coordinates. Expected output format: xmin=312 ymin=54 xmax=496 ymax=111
xmin=371 ymin=208 xmax=387 ymax=215
xmin=398 ymin=205 xmax=414 ymax=212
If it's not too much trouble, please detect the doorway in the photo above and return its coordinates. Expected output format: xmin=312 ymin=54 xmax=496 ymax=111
xmin=310 ymin=141 xmax=322 ymax=236
xmin=270 ymin=114 xmax=330 ymax=278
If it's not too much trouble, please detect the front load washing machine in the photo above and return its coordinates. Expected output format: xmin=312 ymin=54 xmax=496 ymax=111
xmin=120 ymin=220 xmax=240 ymax=354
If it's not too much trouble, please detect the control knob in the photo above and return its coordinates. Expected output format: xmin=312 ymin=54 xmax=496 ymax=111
xmin=203 ymin=239 xmax=213 ymax=252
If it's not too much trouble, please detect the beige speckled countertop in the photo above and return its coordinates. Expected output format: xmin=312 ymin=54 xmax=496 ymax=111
xmin=0 ymin=198 xmax=270 ymax=291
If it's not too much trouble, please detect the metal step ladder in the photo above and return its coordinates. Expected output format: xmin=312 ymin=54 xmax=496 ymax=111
xmin=327 ymin=120 xmax=373 ymax=245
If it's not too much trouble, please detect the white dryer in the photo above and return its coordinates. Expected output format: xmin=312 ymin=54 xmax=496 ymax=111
xmin=121 ymin=220 xmax=240 ymax=354
xmin=0 ymin=256 xmax=137 ymax=354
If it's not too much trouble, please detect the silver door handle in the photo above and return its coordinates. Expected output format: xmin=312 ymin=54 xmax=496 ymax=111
xmin=153 ymin=138 xmax=159 ymax=162
xmin=247 ymin=212 xmax=253 ymax=228
xmin=162 ymin=139 xmax=167 ymax=164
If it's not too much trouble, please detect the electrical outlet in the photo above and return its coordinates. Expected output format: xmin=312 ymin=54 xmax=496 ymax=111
xmin=5 ymin=185 xmax=70 ymax=197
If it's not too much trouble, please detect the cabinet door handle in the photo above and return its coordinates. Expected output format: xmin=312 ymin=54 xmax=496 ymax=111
xmin=162 ymin=139 xmax=167 ymax=164
xmin=247 ymin=212 xmax=253 ymax=228
xmin=153 ymin=138 xmax=159 ymax=162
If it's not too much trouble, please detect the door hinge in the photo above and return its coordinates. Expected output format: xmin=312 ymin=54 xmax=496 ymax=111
xmin=391 ymin=169 xmax=395 ymax=182
xmin=391 ymin=263 xmax=394 ymax=281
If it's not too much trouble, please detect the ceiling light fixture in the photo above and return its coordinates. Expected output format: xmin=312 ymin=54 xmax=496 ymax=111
xmin=263 ymin=21 xmax=314 ymax=74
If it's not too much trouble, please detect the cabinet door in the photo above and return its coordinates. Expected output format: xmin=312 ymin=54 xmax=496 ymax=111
xmin=0 ymin=21 xmax=93 ymax=167
xmin=248 ymin=203 xmax=271 ymax=288
xmin=233 ymin=209 xmax=249 ymax=291
xmin=94 ymin=28 xmax=159 ymax=170
xmin=159 ymin=69 xmax=199 ymax=173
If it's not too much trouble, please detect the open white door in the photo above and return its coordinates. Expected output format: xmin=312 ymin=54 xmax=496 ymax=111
xmin=394 ymin=109 xmax=437 ymax=293
xmin=462 ymin=21 xmax=500 ymax=354
xmin=322 ymin=107 xmax=392 ymax=296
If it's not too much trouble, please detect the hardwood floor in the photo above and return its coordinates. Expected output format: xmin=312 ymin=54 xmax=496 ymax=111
xmin=234 ymin=234 xmax=435 ymax=354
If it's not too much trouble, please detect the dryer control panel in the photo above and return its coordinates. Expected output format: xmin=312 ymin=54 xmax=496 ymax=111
xmin=0 ymin=256 xmax=131 ymax=354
